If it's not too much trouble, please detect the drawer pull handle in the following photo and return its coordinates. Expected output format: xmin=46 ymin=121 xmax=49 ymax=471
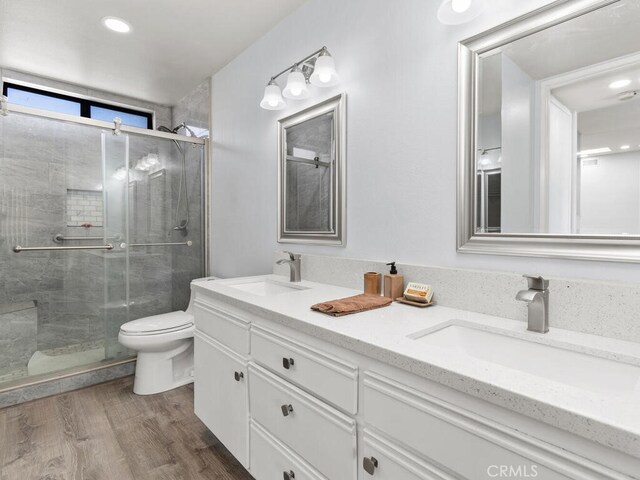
xmin=234 ymin=371 xmax=244 ymax=381
xmin=282 ymin=357 xmax=295 ymax=369
xmin=363 ymin=456 xmax=378 ymax=475
xmin=281 ymin=404 xmax=294 ymax=416
xmin=283 ymin=470 xmax=295 ymax=480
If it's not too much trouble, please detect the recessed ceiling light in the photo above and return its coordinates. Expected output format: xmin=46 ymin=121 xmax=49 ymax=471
xmin=620 ymin=145 xmax=630 ymax=150
xmin=578 ymin=147 xmax=611 ymax=157
xmin=609 ymin=79 xmax=631 ymax=89
xmin=451 ymin=0 xmax=472 ymax=13
xmin=102 ymin=17 xmax=131 ymax=33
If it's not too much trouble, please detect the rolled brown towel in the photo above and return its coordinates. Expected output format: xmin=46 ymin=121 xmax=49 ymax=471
xmin=311 ymin=294 xmax=393 ymax=317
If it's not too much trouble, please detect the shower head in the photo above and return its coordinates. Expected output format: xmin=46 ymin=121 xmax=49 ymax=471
xmin=172 ymin=122 xmax=199 ymax=138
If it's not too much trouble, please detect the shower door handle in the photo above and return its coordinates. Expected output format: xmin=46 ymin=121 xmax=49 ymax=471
xmin=124 ymin=241 xmax=193 ymax=248
xmin=13 ymin=244 xmax=114 ymax=253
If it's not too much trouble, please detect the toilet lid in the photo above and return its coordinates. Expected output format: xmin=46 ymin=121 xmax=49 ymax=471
xmin=120 ymin=311 xmax=194 ymax=335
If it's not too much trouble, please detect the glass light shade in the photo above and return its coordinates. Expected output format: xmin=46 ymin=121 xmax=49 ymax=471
xmin=437 ymin=0 xmax=483 ymax=25
xmin=260 ymin=82 xmax=286 ymax=110
xmin=310 ymin=54 xmax=339 ymax=87
xmin=283 ymin=70 xmax=310 ymax=99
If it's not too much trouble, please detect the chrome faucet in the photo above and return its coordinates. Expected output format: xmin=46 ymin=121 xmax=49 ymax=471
xmin=276 ymin=251 xmax=301 ymax=282
xmin=516 ymin=275 xmax=549 ymax=333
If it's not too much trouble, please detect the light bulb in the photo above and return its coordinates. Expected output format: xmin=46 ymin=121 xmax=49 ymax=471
xmin=283 ymin=69 xmax=310 ymax=99
xmin=451 ymin=0 xmax=472 ymax=13
xmin=260 ymin=81 xmax=286 ymax=110
xmin=310 ymin=52 xmax=339 ymax=87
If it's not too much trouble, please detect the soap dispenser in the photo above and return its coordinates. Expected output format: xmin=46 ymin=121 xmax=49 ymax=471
xmin=384 ymin=262 xmax=404 ymax=299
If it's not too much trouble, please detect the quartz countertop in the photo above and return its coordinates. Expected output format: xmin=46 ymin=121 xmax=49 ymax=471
xmin=193 ymin=274 xmax=640 ymax=458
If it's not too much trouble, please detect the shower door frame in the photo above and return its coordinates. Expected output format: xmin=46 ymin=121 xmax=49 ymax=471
xmin=0 ymin=102 xmax=211 ymax=392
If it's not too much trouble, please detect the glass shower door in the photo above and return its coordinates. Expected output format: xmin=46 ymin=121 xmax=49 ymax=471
xmin=0 ymin=113 xmax=131 ymax=386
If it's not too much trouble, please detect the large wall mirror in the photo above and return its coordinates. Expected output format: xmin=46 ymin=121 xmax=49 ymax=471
xmin=458 ymin=0 xmax=640 ymax=261
xmin=278 ymin=94 xmax=346 ymax=245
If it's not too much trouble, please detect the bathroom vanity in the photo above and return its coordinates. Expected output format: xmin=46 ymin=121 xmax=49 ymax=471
xmin=192 ymin=275 xmax=640 ymax=480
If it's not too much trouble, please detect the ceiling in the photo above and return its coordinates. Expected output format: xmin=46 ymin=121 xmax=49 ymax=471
xmin=552 ymin=64 xmax=640 ymax=113
xmin=498 ymin=0 xmax=640 ymax=81
xmin=0 ymin=0 xmax=307 ymax=106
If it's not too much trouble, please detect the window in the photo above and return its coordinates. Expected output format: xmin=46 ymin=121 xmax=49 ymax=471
xmin=2 ymin=82 xmax=153 ymax=129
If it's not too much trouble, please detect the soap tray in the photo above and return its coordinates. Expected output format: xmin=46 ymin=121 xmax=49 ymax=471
xmin=395 ymin=297 xmax=434 ymax=308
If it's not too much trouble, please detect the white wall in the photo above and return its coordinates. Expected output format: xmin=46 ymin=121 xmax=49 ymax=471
xmin=580 ymin=151 xmax=640 ymax=235
xmin=547 ymin=95 xmax=574 ymax=234
xmin=211 ymin=0 xmax=640 ymax=283
xmin=500 ymin=54 xmax=534 ymax=233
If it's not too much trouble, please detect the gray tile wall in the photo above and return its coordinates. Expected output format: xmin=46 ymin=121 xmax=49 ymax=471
xmin=170 ymin=79 xmax=210 ymax=311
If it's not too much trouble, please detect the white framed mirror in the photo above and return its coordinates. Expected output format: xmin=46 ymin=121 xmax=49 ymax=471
xmin=278 ymin=93 xmax=346 ymax=245
xmin=458 ymin=0 xmax=640 ymax=262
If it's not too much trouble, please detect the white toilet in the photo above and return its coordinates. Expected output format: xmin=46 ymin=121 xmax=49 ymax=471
xmin=118 ymin=277 xmax=216 ymax=395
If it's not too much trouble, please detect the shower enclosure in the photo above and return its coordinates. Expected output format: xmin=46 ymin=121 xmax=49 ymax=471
xmin=0 ymin=106 xmax=208 ymax=389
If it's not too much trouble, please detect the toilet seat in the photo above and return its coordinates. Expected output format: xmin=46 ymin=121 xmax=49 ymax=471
xmin=120 ymin=311 xmax=194 ymax=336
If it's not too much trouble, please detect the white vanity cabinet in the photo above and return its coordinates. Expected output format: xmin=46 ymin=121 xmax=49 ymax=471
xmin=193 ymin=290 xmax=640 ymax=480
xmin=193 ymin=300 xmax=250 ymax=468
xmin=363 ymin=372 xmax=568 ymax=480
xmin=361 ymin=428 xmax=456 ymax=480
xmin=251 ymin=324 xmax=358 ymax=414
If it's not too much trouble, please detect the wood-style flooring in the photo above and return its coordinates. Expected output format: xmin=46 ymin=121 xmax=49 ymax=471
xmin=0 ymin=376 xmax=254 ymax=480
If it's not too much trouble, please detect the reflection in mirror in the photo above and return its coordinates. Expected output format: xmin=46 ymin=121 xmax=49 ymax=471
xmin=459 ymin=0 xmax=640 ymax=261
xmin=285 ymin=111 xmax=334 ymax=232
xmin=476 ymin=0 xmax=640 ymax=236
xmin=278 ymin=94 xmax=345 ymax=245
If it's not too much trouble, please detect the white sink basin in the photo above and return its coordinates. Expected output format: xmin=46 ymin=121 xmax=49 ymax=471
xmin=410 ymin=323 xmax=640 ymax=397
xmin=225 ymin=278 xmax=309 ymax=296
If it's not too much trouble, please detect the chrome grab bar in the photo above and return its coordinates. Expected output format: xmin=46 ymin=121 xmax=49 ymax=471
xmin=122 ymin=241 xmax=193 ymax=248
xmin=53 ymin=234 xmax=122 ymax=243
xmin=13 ymin=244 xmax=114 ymax=253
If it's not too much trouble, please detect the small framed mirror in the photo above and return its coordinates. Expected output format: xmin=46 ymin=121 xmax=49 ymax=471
xmin=278 ymin=93 xmax=346 ymax=245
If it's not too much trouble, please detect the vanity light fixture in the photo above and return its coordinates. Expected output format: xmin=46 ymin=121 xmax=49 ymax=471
xmin=102 ymin=16 xmax=132 ymax=33
xmin=260 ymin=46 xmax=339 ymax=110
xmin=609 ymin=79 xmax=631 ymax=89
xmin=282 ymin=66 xmax=310 ymax=99
xmin=437 ymin=0 xmax=484 ymax=25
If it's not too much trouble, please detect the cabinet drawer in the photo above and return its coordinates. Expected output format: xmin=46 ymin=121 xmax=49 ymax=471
xmin=363 ymin=372 xmax=616 ymax=480
xmin=362 ymin=428 xmax=457 ymax=480
xmin=251 ymin=325 xmax=358 ymax=414
xmin=250 ymin=419 xmax=327 ymax=480
xmin=194 ymin=332 xmax=249 ymax=467
xmin=249 ymin=363 xmax=356 ymax=480
xmin=194 ymin=300 xmax=249 ymax=354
